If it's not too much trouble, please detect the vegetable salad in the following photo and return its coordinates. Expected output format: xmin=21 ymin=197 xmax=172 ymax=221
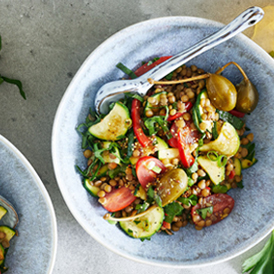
xmin=77 ymin=56 xmax=257 ymax=240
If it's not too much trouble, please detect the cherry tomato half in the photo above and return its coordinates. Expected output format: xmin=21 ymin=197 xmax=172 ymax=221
xmin=191 ymin=193 xmax=235 ymax=227
xmin=100 ymin=186 xmax=136 ymax=213
xmin=136 ymin=156 xmax=166 ymax=189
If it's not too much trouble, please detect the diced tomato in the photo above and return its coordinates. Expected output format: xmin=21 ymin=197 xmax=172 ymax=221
xmin=162 ymin=221 xmax=171 ymax=229
xmin=134 ymin=56 xmax=172 ymax=77
xmin=229 ymin=169 xmax=236 ymax=179
xmin=191 ymin=193 xmax=235 ymax=226
xmin=136 ymin=156 xmax=166 ymax=189
xmin=131 ymin=99 xmax=152 ymax=147
xmin=177 ymin=127 xmax=195 ymax=168
xmin=101 ymin=186 xmax=136 ymax=212
xmin=229 ymin=109 xmax=245 ymax=118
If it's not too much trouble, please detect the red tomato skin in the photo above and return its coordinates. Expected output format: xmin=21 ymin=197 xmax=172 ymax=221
xmin=167 ymin=102 xmax=193 ymax=121
xmin=177 ymin=127 xmax=197 ymax=168
xmin=168 ymin=123 xmax=178 ymax=148
xmin=162 ymin=221 xmax=171 ymax=229
xmin=191 ymin=193 xmax=235 ymax=226
xmin=229 ymin=109 xmax=245 ymax=118
xmin=136 ymin=156 xmax=166 ymax=189
xmin=131 ymin=99 xmax=152 ymax=147
xmin=134 ymin=56 xmax=172 ymax=77
xmin=229 ymin=169 xmax=236 ymax=179
xmin=102 ymin=186 xmax=136 ymax=212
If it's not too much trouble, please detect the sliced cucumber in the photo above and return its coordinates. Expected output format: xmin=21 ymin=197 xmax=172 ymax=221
xmin=0 ymin=207 xmax=7 ymax=220
xmin=89 ymin=102 xmax=131 ymax=141
xmin=193 ymin=90 xmax=214 ymax=133
xmin=96 ymin=164 xmax=109 ymax=178
xmin=197 ymin=155 xmax=225 ymax=185
xmin=0 ymin=226 xmax=15 ymax=242
xmin=233 ymin=158 xmax=242 ymax=176
xmin=212 ymin=121 xmax=223 ymax=140
xmin=102 ymin=142 xmax=120 ymax=165
xmin=158 ymin=148 xmax=179 ymax=160
xmin=199 ymin=122 xmax=240 ymax=157
xmin=83 ymin=179 xmax=100 ymax=197
xmin=155 ymin=136 xmax=168 ymax=151
xmin=119 ymin=206 xmax=164 ymax=239
xmin=144 ymin=91 xmax=167 ymax=114
xmin=241 ymin=158 xmax=257 ymax=169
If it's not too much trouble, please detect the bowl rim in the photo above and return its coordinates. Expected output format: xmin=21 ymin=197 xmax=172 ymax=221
xmin=0 ymin=134 xmax=58 ymax=273
xmin=52 ymin=15 xmax=274 ymax=268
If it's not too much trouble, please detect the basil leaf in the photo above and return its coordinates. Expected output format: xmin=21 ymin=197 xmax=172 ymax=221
xmin=242 ymin=230 xmax=274 ymax=273
xmin=146 ymin=186 xmax=162 ymax=207
xmin=0 ymin=77 xmax=4 ymax=85
xmin=126 ymin=129 xmax=134 ymax=158
xmin=237 ymin=181 xmax=244 ymax=189
xmin=116 ymin=62 xmax=137 ymax=79
xmin=196 ymin=206 xmax=213 ymax=219
xmin=1 ymin=75 xmax=26 ymax=99
xmin=164 ymin=202 xmax=184 ymax=223
xmin=177 ymin=194 xmax=198 ymax=206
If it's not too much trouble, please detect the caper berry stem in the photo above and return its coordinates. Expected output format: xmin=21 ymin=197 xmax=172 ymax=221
xmin=215 ymin=61 xmax=249 ymax=81
xmin=148 ymin=73 xmax=211 ymax=85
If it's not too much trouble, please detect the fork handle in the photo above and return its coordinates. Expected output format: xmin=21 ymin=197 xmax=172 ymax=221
xmin=138 ymin=6 xmax=264 ymax=86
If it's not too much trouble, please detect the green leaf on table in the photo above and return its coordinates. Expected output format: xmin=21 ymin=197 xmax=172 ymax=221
xmin=242 ymin=230 xmax=274 ymax=273
xmin=164 ymin=202 xmax=184 ymax=223
xmin=0 ymin=75 xmax=26 ymax=99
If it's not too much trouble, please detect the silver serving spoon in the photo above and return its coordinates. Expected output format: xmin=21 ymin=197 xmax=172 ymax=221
xmin=95 ymin=6 xmax=264 ymax=114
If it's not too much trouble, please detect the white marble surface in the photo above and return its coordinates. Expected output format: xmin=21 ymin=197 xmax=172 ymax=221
xmin=0 ymin=1 xmax=273 ymax=273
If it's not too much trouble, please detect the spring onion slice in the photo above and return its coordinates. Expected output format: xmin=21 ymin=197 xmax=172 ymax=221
xmin=207 ymin=151 xmax=218 ymax=161
xmin=217 ymin=155 xmax=228 ymax=167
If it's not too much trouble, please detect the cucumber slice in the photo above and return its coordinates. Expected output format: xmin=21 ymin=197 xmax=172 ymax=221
xmin=102 ymin=142 xmax=120 ymax=165
xmin=197 ymin=155 xmax=225 ymax=185
xmin=155 ymin=136 xmax=168 ymax=151
xmin=83 ymin=179 xmax=100 ymax=197
xmin=96 ymin=164 xmax=109 ymax=178
xmin=0 ymin=207 xmax=7 ymax=220
xmin=193 ymin=90 xmax=214 ymax=133
xmin=89 ymin=102 xmax=131 ymax=141
xmin=0 ymin=226 xmax=15 ymax=242
xmin=241 ymin=158 xmax=257 ymax=169
xmin=144 ymin=91 xmax=167 ymax=114
xmin=158 ymin=148 xmax=179 ymax=160
xmin=233 ymin=158 xmax=242 ymax=176
xmin=199 ymin=122 xmax=240 ymax=157
xmin=119 ymin=206 xmax=164 ymax=239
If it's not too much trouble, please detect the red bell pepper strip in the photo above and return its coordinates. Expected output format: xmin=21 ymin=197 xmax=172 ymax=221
xmin=229 ymin=169 xmax=236 ymax=179
xmin=177 ymin=128 xmax=195 ymax=168
xmin=167 ymin=102 xmax=193 ymax=121
xmin=131 ymin=99 xmax=152 ymax=147
xmin=229 ymin=109 xmax=245 ymax=118
xmin=134 ymin=56 xmax=172 ymax=77
xmin=162 ymin=221 xmax=171 ymax=230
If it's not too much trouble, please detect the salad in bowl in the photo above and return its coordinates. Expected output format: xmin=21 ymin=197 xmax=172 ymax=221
xmin=77 ymin=56 xmax=257 ymax=240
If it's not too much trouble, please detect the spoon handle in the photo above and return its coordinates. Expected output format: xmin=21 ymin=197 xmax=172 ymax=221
xmin=139 ymin=6 xmax=264 ymax=86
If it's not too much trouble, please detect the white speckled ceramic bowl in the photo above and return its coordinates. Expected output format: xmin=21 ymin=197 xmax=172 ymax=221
xmin=0 ymin=135 xmax=57 ymax=273
xmin=52 ymin=17 xmax=274 ymax=267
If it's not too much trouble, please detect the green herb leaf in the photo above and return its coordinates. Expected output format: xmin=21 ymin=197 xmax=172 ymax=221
xmin=187 ymin=177 xmax=195 ymax=187
xmin=165 ymin=72 xmax=173 ymax=80
xmin=216 ymin=110 xmax=244 ymax=130
xmin=212 ymin=184 xmax=228 ymax=194
xmin=0 ymin=77 xmax=3 ymax=85
xmin=237 ymin=181 xmax=244 ymax=189
xmin=242 ymin=230 xmax=274 ymax=273
xmin=196 ymin=206 xmax=213 ymax=219
xmin=135 ymin=202 xmax=149 ymax=213
xmin=116 ymin=62 xmax=137 ymax=79
xmin=146 ymin=186 xmax=162 ymax=207
xmin=1 ymin=75 xmax=26 ymax=99
xmin=164 ymin=202 xmax=184 ymax=223
xmin=177 ymin=194 xmax=198 ymax=206
xmin=144 ymin=116 xmax=172 ymax=139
